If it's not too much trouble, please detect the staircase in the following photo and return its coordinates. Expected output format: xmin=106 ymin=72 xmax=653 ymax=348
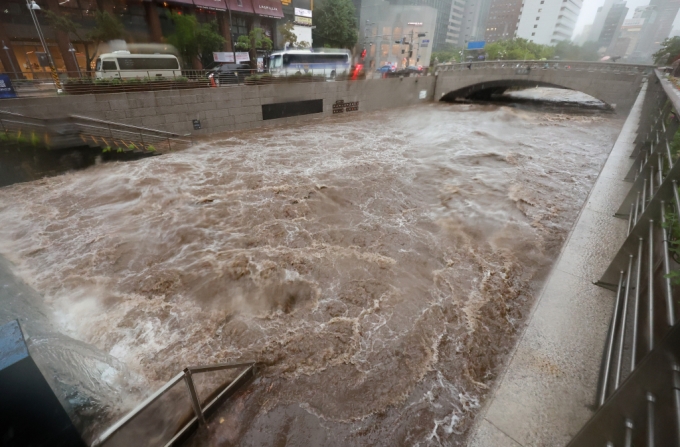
xmin=0 ymin=110 xmax=192 ymax=153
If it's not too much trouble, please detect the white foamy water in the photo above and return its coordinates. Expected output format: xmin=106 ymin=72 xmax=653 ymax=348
xmin=0 ymin=89 xmax=621 ymax=445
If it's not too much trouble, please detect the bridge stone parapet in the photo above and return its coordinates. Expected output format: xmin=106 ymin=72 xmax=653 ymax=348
xmin=434 ymin=61 xmax=653 ymax=114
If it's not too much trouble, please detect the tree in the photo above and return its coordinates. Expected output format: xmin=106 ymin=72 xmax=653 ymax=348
xmin=278 ymin=21 xmax=297 ymax=48
xmin=312 ymin=0 xmax=357 ymax=49
xmin=653 ymin=37 xmax=680 ymax=65
xmin=234 ymin=28 xmax=272 ymax=69
xmin=431 ymin=43 xmax=462 ymax=63
xmin=45 ymin=10 xmax=124 ymax=73
xmin=167 ymin=13 xmax=225 ymax=68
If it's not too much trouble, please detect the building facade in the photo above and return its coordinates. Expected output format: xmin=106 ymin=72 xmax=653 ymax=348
xmin=484 ymin=0 xmax=522 ymax=43
xmin=607 ymin=17 xmax=644 ymax=59
xmin=0 ymin=0 xmax=288 ymax=77
xmin=515 ymin=0 xmax=582 ymax=45
xmin=359 ymin=0 xmax=437 ymax=69
xmin=629 ymin=0 xmax=680 ymax=63
xmin=596 ymin=0 xmax=627 ymax=51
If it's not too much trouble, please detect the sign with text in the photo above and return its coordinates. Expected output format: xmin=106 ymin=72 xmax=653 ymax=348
xmin=407 ymin=22 xmax=423 ymax=26
xmin=295 ymin=16 xmax=312 ymax=25
xmin=0 ymin=75 xmax=17 ymax=99
xmin=213 ymin=52 xmax=250 ymax=63
xmin=332 ymin=100 xmax=359 ymax=114
xmin=421 ymin=39 xmax=429 ymax=48
xmin=466 ymin=41 xmax=485 ymax=50
xmin=294 ymin=7 xmax=312 ymax=17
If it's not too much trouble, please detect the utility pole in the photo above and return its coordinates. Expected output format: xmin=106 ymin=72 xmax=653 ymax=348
xmin=25 ymin=0 xmax=61 ymax=91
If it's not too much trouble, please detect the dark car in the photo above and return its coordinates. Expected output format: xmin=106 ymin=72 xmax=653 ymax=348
xmin=376 ymin=65 xmax=395 ymax=73
xmin=207 ymin=63 xmax=252 ymax=86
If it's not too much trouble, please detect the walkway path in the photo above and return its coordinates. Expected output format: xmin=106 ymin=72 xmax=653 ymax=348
xmin=467 ymin=81 xmax=648 ymax=446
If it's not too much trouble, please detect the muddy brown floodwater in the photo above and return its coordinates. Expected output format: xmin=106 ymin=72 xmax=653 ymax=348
xmin=0 ymin=89 xmax=622 ymax=446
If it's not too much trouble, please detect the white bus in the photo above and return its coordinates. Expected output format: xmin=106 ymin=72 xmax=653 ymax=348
xmin=268 ymin=49 xmax=351 ymax=79
xmin=94 ymin=51 xmax=182 ymax=79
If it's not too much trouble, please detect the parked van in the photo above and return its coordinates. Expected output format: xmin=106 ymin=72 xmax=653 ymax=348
xmin=94 ymin=51 xmax=182 ymax=79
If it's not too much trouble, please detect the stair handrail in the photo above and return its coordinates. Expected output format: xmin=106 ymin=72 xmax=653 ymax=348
xmin=70 ymin=115 xmax=191 ymax=139
xmin=92 ymin=361 xmax=257 ymax=447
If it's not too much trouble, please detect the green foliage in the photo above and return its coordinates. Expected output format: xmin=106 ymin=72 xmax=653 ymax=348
xmin=234 ymin=36 xmax=250 ymax=52
xmin=128 ymin=144 xmax=136 ymax=150
xmin=663 ymin=201 xmax=680 ymax=285
xmin=653 ymin=37 xmax=680 ymax=65
xmin=146 ymin=145 xmax=156 ymax=152
xmin=278 ymin=21 xmax=298 ymax=48
xmin=312 ymin=0 xmax=358 ymax=49
xmin=431 ymin=43 xmax=463 ymax=64
xmin=671 ymin=128 xmax=680 ymax=161
xmin=167 ymin=13 xmax=225 ymax=68
xmin=102 ymin=146 xmax=111 ymax=153
xmin=45 ymin=10 xmax=124 ymax=72
xmin=483 ymin=38 xmax=598 ymax=62
xmin=553 ymin=40 xmax=600 ymax=61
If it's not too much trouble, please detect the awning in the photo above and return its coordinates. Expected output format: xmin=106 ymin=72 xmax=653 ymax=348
xmin=252 ymin=0 xmax=284 ymax=18
xmin=161 ymin=0 xmax=194 ymax=5
xmin=226 ymin=0 xmax=254 ymax=14
xmin=193 ymin=0 xmax=227 ymax=10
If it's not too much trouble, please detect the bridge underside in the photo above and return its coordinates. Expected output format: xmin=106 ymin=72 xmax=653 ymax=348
xmin=440 ymin=80 xmax=588 ymax=103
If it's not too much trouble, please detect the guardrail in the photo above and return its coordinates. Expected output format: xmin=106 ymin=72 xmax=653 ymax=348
xmin=92 ymin=362 xmax=258 ymax=447
xmin=567 ymin=70 xmax=680 ymax=446
xmin=435 ymin=60 xmax=654 ymax=75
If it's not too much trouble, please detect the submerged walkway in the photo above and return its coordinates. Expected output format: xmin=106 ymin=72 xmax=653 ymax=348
xmin=467 ymin=81 xmax=647 ymax=446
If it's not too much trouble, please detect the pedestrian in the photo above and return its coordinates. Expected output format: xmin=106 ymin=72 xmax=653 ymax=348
xmin=467 ymin=63 xmax=472 ymax=70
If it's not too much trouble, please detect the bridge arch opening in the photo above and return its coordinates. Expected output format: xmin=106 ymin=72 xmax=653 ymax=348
xmin=439 ymin=80 xmax=613 ymax=110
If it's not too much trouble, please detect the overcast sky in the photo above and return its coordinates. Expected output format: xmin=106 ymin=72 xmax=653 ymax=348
xmin=573 ymin=0 xmax=680 ymax=38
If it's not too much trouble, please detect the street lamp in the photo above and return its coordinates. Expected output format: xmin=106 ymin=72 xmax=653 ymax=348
xmin=2 ymin=41 xmax=17 ymax=78
xmin=68 ymin=42 xmax=81 ymax=77
xmin=25 ymin=0 xmax=62 ymax=91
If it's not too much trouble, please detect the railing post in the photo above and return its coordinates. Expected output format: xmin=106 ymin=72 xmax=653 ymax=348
xmin=615 ymin=255 xmax=634 ymax=389
xmin=673 ymin=364 xmax=680 ymax=445
xmin=647 ymin=392 xmax=656 ymax=447
xmin=631 ymin=238 xmax=644 ymax=371
xmin=624 ymin=419 xmax=633 ymax=447
xmin=599 ymin=270 xmax=625 ymax=407
xmin=183 ymin=368 xmax=206 ymax=424
xmin=661 ymin=204 xmax=675 ymax=327
xmin=648 ymin=221 xmax=655 ymax=352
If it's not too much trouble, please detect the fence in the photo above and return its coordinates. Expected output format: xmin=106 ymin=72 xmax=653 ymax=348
xmin=435 ymin=60 xmax=653 ymax=75
xmin=92 ymin=362 xmax=258 ymax=447
xmin=1 ymin=67 xmax=392 ymax=98
xmin=567 ymin=70 xmax=680 ymax=446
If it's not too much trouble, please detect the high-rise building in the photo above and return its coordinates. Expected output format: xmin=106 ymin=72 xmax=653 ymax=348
xmin=484 ymin=0 xmax=523 ymax=43
xmin=629 ymin=0 xmax=680 ymax=63
xmin=454 ymin=0 xmax=492 ymax=46
xmin=587 ymin=0 xmax=615 ymax=42
xmin=607 ymin=17 xmax=645 ymax=58
xmin=385 ymin=0 xmax=452 ymax=50
xmin=515 ymin=0 xmax=582 ymax=45
xmin=597 ymin=0 xmax=628 ymax=50
xmin=445 ymin=0 xmax=466 ymax=44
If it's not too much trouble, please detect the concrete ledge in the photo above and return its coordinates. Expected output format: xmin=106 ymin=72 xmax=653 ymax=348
xmin=466 ymin=80 xmax=647 ymax=446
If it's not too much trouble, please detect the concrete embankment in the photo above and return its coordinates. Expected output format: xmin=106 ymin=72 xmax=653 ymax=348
xmin=3 ymin=77 xmax=435 ymax=137
xmin=466 ymin=80 xmax=648 ymax=446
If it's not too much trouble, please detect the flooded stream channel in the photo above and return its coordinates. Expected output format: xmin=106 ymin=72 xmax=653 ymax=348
xmin=0 ymin=88 xmax=622 ymax=445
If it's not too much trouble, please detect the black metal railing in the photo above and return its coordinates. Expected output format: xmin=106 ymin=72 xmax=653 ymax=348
xmin=568 ymin=70 xmax=680 ymax=446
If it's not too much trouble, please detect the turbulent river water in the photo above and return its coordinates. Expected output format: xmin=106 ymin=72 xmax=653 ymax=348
xmin=0 ymin=88 xmax=622 ymax=445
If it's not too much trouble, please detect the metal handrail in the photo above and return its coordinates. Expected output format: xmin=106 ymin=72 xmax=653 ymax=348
xmin=567 ymin=67 xmax=680 ymax=447
xmin=92 ymin=361 xmax=257 ymax=447
xmin=70 ymin=115 xmax=190 ymax=139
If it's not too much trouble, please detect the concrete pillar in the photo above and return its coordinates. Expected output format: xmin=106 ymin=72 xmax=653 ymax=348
xmin=219 ymin=12 xmax=233 ymax=52
xmin=45 ymin=0 xmax=79 ymax=75
xmin=144 ymin=1 xmax=163 ymax=42
xmin=0 ymin=25 xmax=23 ymax=79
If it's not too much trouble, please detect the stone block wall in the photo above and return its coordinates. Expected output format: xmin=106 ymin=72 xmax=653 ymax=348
xmin=4 ymin=77 xmax=436 ymax=137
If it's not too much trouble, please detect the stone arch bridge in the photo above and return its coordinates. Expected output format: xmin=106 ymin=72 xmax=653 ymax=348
xmin=434 ymin=61 xmax=654 ymax=113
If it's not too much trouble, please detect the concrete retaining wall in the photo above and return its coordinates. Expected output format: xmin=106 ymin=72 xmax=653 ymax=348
xmin=3 ymin=77 xmax=436 ymax=136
